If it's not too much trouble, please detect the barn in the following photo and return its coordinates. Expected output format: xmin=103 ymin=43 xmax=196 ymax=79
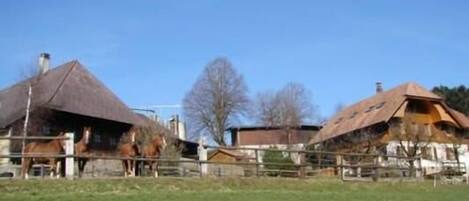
xmin=0 ymin=55 xmax=148 ymax=163
xmin=228 ymin=125 xmax=321 ymax=164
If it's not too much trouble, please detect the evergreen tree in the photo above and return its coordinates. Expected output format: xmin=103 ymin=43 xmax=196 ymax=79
xmin=432 ymin=85 xmax=469 ymax=115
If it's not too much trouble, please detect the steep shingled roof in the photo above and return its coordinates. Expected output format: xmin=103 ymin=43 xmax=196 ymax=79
xmin=449 ymin=109 xmax=469 ymax=129
xmin=309 ymin=82 xmax=467 ymax=145
xmin=0 ymin=60 xmax=145 ymax=128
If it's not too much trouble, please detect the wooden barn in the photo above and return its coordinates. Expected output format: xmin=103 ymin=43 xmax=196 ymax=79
xmin=228 ymin=125 xmax=320 ymax=164
xmin=0 ymin=55 xmax=148 ymax=164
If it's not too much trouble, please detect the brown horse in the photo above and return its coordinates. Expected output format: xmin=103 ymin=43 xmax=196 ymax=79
xmin=119 ymin=129 xmax=138 ymax=177
xmin=75 ymin=127 xmax=92 ymax=177
xmin=21 ymin=132 xmax=67 ymax=179
xmin=140 ymin=134 xmax=167 ymax=177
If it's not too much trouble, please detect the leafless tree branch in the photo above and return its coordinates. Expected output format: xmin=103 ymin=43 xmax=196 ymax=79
xmin=183 ymin=58 xmax=249 ymax=145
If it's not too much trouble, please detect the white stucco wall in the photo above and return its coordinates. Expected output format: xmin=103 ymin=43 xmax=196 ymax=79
xmin=0 ymin=128 xmax=11 ymax=165
xmin=238 ymin=144 xmax=305 ymax=164
xmin=385 ymin=141 xmax=469 ymax=175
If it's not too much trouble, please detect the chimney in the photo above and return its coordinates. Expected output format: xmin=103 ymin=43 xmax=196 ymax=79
xmin=376 ymin=82 xmax=383 ymax=93
xmin=38 ymin=53 xmax=50 ymax=74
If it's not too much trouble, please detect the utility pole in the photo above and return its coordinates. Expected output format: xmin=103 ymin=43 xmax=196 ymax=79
xmin=21 ymin=85 xmax=32 ymax=155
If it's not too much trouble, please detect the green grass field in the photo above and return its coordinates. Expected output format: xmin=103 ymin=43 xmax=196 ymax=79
xmin=0 ymin=177 xmax=468 ymax=201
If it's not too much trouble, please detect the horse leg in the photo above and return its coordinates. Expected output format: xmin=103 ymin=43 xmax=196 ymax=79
xmin=154 ymin=162 xmax=159 ymax=178
xmin=122 ymin=160 xmax=127 ymax=177
xmin=81 ymin=159 xmax=88 ymax=177
xmin=130 ymin=160 xmax=134 ymax=177
xmin=49 ymin=159 xmax=56 ymax=178
xmin=78 ymin=159 xmax=84 ymax=177
xmin=56 ymin=160 xmax=61 ymax=179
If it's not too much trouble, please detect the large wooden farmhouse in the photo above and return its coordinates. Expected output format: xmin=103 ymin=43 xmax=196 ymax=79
xmin=0 ymin=56 xmax=149 ymax=162
xmin=309 ymin=82 xmax=469 ymax=175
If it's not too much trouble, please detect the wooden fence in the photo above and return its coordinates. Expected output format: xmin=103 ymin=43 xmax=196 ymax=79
xmin=0 ymin=135 xmax=466 ymax=182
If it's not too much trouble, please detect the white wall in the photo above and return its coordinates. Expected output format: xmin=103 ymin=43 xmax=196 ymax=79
xmin=0 ymin=128 xmax=11 ymax=165
xmin=386 ymin=141 xmax=469 ymax=174
xmin=238 ymin=144 xmax=306 ymax=164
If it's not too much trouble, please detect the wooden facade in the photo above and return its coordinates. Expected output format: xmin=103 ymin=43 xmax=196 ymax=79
xmin=208 ymin=149 xmax=248 ymax=163
xmin=309 ymin=82 xmax=469 ymax=176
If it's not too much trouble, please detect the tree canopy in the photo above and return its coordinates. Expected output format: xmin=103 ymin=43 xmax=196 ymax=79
xmin=432 ymin=85 xmax=469 ymax=115
xmin=183 ymin=58 xmax=249 ymax=145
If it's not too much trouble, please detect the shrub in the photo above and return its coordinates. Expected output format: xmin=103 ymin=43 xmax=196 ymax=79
xmin=263 ymin=147 xmax=297 ymax=176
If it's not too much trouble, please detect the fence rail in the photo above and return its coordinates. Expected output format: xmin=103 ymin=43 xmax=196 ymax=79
xmin=0 ymin=135 xmax=466 ymax=183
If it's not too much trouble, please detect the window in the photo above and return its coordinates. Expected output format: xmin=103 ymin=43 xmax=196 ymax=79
xmin=408 ymin=147 xmax=416 ymax=157
xmin=433 ymin=147 xmax=439 ymax=161
xmin=446 ymin=147 xmax=456 ymax=160
xmin=42 ymin=126 xmax=51 ymax=135
xmin=349 ymin=112 xmax=358 ymax=119
xmin=335 ymin=117 xmax=343 ymax=124
xmin=421 ymin=147 xmax=433 ymax=160
xmin=406 ymin=100 xmax=429 ymax=114
xmin=365 ymin=106 xmax=375 ymax=113
xmin=375 ymin=101 xmax=386 ymax=109
xmin=396 ymin=147 xmax=405 ymax=157
xmin=378 ymin=146 xmax=388 ymax=161
xmin=94 ymin=134 xmax=102 ymax=144
xmin=110 ymin=137 xmax=118 ymax=147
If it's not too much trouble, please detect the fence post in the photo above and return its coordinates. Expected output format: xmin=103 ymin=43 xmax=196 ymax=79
xmin=198 ymin=137 xmax=207 ymax=177
xmin=373 ymin=155 xmax=380 ymax=182
xmin=299 ymin=151 xmax=306 ymax=178
xmin=337 ymin=154 xmax=344 ymax=181
xmin=41 ymin=164 xmax=45 ymax=179
xmin=255 ymin=149 xmax=261 ymax=177
xmin=65 ymin=132 xmax=74 ymax=180
xmin=417 ymin=156 xmax=423 ymax=179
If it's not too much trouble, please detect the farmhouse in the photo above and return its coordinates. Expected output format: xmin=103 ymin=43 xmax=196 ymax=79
xmin=309 ymin=82 xmax=469 ymax=175
xmin=0 ymin=54 xmax=150 ymax=163
xmin=229 ymin=125 xmax=320 ymax=163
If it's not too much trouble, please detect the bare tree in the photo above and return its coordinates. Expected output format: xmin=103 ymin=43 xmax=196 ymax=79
xmin=183 ymin=58 xmax=249 ymax=146
xmin=254 ymin=83 xmax=317 ymax=127
xmin=253 ymin=91 xmax=281 ymax=127
xmin=12 ymin=54 xmax=52 ymax=155
xmin=389 ymin=116 xmax=435 ymax=177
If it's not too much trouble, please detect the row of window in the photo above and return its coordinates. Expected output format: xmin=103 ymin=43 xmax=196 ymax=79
xmin=335 ymin=101 xmax=387 ymax=124
xmin=93 ymin=134 xmax=118 ymax=147
xmin=394 ymin=146 xmax=458 ymax=161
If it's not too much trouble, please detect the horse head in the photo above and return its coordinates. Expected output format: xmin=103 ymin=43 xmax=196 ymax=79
xmin=83 ymin=126 xmax=92 ymax=145
xmin=57 ymin=132 xmax=67 ymax=150
xmin=154 ymin=134 xmax=167 ymax=153
xmin=130 ymin=130 xmax=136 ymax=144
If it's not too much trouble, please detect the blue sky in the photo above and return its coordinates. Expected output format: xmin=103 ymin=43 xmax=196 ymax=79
xmin=0 ymin=0 xmax=468 ymax=122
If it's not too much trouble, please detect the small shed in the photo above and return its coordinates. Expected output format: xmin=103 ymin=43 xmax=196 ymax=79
xmin=207 ymin=148 xmax=249 ymax=177
xmin=208 ymin=149 xmax=247 ymax=163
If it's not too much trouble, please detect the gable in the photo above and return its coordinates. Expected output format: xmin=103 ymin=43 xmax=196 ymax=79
xmin=0 ymin=60 xmax=144 ymax=128
xmin=46 ymin=63 xmax=141 ymax=125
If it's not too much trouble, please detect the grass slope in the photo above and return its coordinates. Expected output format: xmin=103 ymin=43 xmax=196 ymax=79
xmin=0 ymin=177 xmax=468 ymax=201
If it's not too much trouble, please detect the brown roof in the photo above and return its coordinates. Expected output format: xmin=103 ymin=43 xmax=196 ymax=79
xmin=0 ymin=60 xmax=144 ymax=128
xmin=238 ymin=129 xmax=316 ymax=145
xmin=309 ymin=82 xmax=467 ymax=145
xmin=229 ymin=125 xmax=320 ymax=146
xmin=449 ymin=109 xmax=469 ymax=129
xmin=208 ymin=148 xmax=246 ymax=160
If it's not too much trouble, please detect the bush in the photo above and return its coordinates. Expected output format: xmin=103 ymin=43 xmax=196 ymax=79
xmin=263 ymin=147 xmax=297 ymax=176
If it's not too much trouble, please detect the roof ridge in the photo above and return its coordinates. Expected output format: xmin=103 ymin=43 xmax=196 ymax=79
xmin=43 ymin=60 xmax=78 ymax=106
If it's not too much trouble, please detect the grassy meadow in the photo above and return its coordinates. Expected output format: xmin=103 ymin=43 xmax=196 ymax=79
xmin=0 ymin=177 xmax=468 ymax=201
